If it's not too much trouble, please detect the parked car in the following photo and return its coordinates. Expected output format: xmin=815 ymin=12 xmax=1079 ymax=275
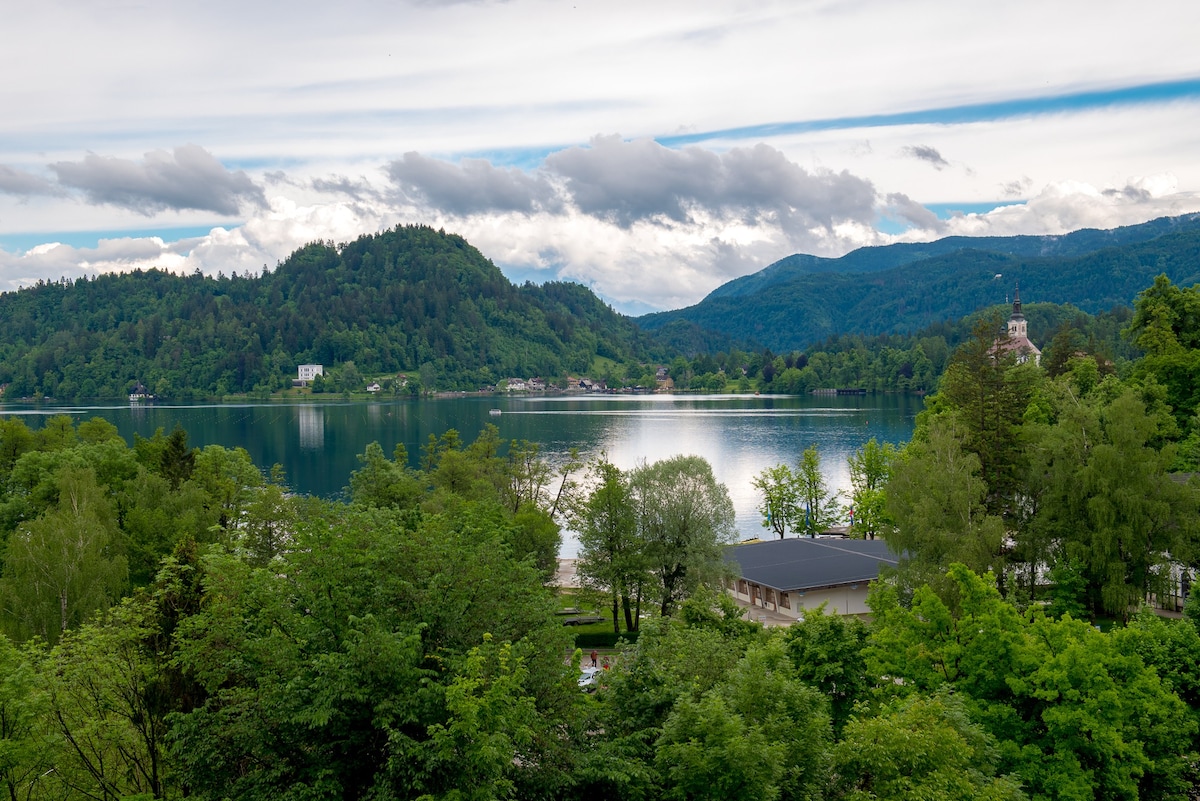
xmin=578 ymin=667 xmax=600 ymax=691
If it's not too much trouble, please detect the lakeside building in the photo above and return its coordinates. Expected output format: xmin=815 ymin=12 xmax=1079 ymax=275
xmin=725 ymin=537 xmax=899 ymax=618
xmin=296 ymin=364 xmax=324 ymax=386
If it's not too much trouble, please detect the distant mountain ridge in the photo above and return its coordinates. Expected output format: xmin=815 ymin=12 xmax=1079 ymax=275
xmin=640 ymin=214 xmax=1200 ymax=352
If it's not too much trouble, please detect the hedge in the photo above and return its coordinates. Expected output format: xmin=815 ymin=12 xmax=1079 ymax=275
xmin=573 ymin=630 xmax=641 ymax=649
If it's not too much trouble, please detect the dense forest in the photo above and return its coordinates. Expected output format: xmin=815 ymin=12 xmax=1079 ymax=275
xmin=5 ymin=218 xmax=1199 ymax=402
xmin=657 ymin=300 xmax=1136 ymax=395
xmin=639 ymin=214 xmax=1200 ymax=351
xmin=0 ymin=225 xmax=657 ymax=400
xmin=0 ymin=275 xmax=1199 ymax=799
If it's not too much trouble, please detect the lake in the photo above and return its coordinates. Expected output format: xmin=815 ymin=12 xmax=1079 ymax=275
xmin=1 ymin=393 xmax=921 ymax=554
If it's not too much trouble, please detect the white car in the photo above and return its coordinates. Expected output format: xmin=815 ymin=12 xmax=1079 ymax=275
xmin=578 ymin=666 xmax=601 ymax=691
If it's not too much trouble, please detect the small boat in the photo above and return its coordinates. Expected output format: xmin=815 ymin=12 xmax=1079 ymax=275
xmin=489 ymin=409 xmax=502 ymax=416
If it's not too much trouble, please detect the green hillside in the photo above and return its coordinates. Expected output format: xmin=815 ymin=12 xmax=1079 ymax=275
xmin=640 ymin=216 xmax=1200 ymax=351
xmin=0 ymin=225 xmax=653 ymax=400
xmin=704 ymin=213 xmax=1200 ymax=301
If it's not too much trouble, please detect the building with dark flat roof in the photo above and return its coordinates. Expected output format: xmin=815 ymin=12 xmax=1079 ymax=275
xmin=725 ymin=537 xmax=899 ymax=618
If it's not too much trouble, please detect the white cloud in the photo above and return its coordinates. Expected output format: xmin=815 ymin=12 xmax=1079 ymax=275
xmin=3 ymin=0 xmax=1200 ymax=311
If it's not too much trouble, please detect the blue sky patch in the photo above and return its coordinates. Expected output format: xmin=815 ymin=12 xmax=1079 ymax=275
xmin=925 ymin=201 xmax=1024 ymax=220
xmin=657 ymin=77 xmax=1200 ymax=147
xmin=0 ymin=226 xmax=227 ymax=254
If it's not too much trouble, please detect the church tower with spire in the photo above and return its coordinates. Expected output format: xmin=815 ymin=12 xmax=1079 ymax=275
xmin=999 ymin=283 xmax=1041 ymax=365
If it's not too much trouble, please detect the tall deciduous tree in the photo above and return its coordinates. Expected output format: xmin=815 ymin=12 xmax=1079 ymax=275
xmin=847 ymin=438 xmax=896 ymax=540
xmin=885 ymin=419 xmax=1007 ymax=583
xmin=795 ymin=444 xmax=841 ymax=537
xmin=631 ymin=455 xmax=736 ymax=617
xmin=751 ymin=463 xmax=799 ymax=538
xmin=937 ymin=313 xmax=1039 ymax=516
xmin=1034 ymin=387 xmax=1199 ymax=617
xmin=0 ymin=466 xmax=127 ymax=642
xmin=574 ymin=457 xmax=645 ymax=632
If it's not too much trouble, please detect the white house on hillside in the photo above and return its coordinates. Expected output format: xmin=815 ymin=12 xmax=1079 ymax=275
xmin=297 ymin=364 xmax=324 ymax=384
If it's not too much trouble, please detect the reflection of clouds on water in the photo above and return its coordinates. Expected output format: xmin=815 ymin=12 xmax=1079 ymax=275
xmin=298 ymin=405 xmax=325 ymax=450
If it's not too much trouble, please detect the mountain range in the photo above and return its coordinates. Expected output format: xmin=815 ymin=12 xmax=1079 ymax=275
xmin=3 ymin=215 xmax=1200 ymax=401
xmin=638 ymin=214 xmax=1200 ymax=352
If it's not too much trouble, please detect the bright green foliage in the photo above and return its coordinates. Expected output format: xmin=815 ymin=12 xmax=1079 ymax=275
xmin=653 ymin=638 xmax=832 ymax=801
xmin=752 ymin=463 xmax=799 ymax=538
xmin=1118 ymin=610 xmax=1200 ymax=761
xmin=169 ymin=503 xmax=575 ymax=801
xmin=348 ymin=440 xmax=423 ymax=510
xmin=0 ymin=466 xmax=128 ymax=642
xmin=39 ymin=601 xmax=176 ymax=801
xmin=794 ymin=445 xmax=841 ymax=536
xmin=784 ymin=605 xmax=870 ymax=732
xmin=592 ymin=616 xmax=829 ymax=801
xmin=867 ymin=565 xmax=1194 ymax=801
xmin=885 ymin=419 xmax=1007 ymax=582
xmin=1033 ymin=387 xmax=1198 ymax=617
xmin=1128 ymin=275 xmax=1200 ymax=428
xmin=630 ymin=455 xmax=736 ymax=617
xmin=0 ymin=635 xmax=54 ymax=801
xmin=420 ymin=636 xmax=541 ymax=800
xmin=833 ymin=691 xmax=1025 ymax=801
xmin=655 ymin=691 xmax=785 ymax=801
xmin=847 ymin=438 xmax=895 ymax=539
xmin=574 ymin=456 xmax=646 ymax=632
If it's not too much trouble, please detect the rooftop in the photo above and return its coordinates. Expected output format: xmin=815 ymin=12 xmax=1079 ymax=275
xmin=726 ymin=537 xmax=900 ymax=592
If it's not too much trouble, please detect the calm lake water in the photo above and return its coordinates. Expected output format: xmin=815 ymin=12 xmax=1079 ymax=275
xmin=1 ymin=394 xmax=921 ymax=555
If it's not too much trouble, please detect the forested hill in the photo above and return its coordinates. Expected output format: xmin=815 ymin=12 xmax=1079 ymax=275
xmin=639 ymin=214 xmax=1200 ymax=352
xmin=0 ymin=225 xmax=652 ymax=400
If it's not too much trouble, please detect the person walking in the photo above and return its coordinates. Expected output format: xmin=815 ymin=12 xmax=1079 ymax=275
xmin=590 ymin=649 xmax=598 ymax=667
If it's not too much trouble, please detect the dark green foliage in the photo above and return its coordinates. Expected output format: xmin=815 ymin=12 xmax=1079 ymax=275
xmin=574 ymin=630 xmax=641 ymax=649
xmin=0 ymin=226 xmax=652 ymax=399
xmin=640 ymin=214 xmax=1200 ymax=352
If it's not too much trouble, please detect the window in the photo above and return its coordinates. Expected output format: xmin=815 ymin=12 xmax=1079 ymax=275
xmin=738 ymin=580 xmax=747 ymax=595
xmin=779 ymin=592 xmax=790 ymax=609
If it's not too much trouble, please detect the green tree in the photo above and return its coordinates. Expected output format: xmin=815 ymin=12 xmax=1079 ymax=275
xmin=936 ymin=314 xmax=1039 ymax=516
xmin=847 ymin=438 xmax=895 ymax=539
xmin=41 ymin=601 xmax=177 ymax=801
xmin=751 ymin=463 xmax=799 ymax=538
xmin=348 ymin=441 xmax=422 ymax=510
xmin=795 ymin=445 xmax=840 ymax=536
xmin=0 ymin=467 xmax=128 ymax=642
xmin=867 ymin=564 xmax=1194 ymax=801
xmin=885 ymin=419 xmax=1007 ymax=583
xmin=630 ymin=455 xmax=736 ymax=617
xmin=574 ymin=457 xmax=645 ymax=632
xmin=833 ymin=691 xmax=1026 ymax=801
xmin=0 ymin=635 xmax=54 ymax=801
xmin=1034 ymin=387 xmax=1199 ymax=617
xmin=784 ymin=604 xmax=870 ymax=732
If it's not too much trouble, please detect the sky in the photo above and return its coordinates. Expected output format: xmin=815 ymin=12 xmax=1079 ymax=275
xmin=3 ymin=0 xmax=1200 ymax=315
